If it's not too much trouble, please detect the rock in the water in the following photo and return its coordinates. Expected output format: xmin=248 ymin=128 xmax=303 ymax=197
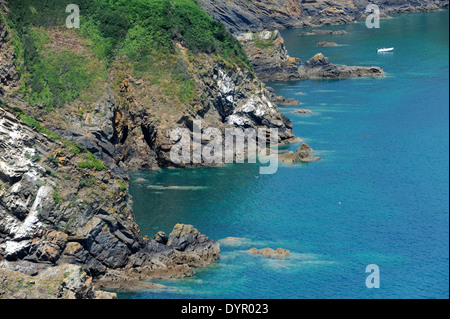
xmin=248 ymin=247 xmax=290 ymax=258
xmin=167 ymin=224 xmax=220 ymax=267
xmin=298 ymin=53 xmax=385 ymax=79
xmin=279 ymin=143 xmax=321 ymax=163
xmin=293 ymin=109 xmax=313 ymax=114
xmin=301 ymin=29 xmax=347 ymax=36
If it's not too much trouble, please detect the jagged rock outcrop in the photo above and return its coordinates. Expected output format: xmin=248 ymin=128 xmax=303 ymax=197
xmin=236 ymin=30 xmax=303 ymax=81
xmin=279 ymin=143 xmax=321 ymax=163
xmin=298 ymin=53 xmax=384 ymax=79
xmin=199 ymin=0 xmax=449 ymax=33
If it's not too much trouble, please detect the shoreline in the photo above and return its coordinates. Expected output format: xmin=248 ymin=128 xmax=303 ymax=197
xmin=0 ymin=2 xmax=448 ymax=299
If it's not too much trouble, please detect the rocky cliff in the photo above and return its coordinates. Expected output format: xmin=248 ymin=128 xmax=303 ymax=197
xmin=0 ymin=106 xmax=220 ymax=297
xmin=0 ymin=0 xmax=290 ymax=298
xmin=199 ymin=0 xmax=449 ymax=33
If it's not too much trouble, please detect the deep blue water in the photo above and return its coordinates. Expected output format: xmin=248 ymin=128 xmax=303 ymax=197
xmin=120 ymin=11 xmax=449 ymax=299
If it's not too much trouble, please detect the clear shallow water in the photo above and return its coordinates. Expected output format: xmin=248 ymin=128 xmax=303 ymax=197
xmin=120 ymin=11 xmax=449 ymax=299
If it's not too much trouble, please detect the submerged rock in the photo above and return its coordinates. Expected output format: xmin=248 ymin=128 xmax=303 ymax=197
xmin=293 ymin=109 xmax=313 ymax=114
xmin=248 ymin=247 xmax=290 ymax=258
xmin=317 ymin=41 xmax=339 ymax=47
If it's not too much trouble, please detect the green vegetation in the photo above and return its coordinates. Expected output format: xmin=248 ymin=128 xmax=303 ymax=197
xmin=79 ymin=177 xmax=96 ymax=188
xmin=31 ymin=154 xmax=42 ymax=162
xmin=19 ymin=113 xmax=60 ymax=140
xmin=53 ymin=187 xmax=63 ymax=204
xmin=77 ymin=151 xmax=107 ymax=171
xmin=6 ymin=0 xmax=251 ymax=110
xmin=117 ymin=180 xmax=127 ymax=192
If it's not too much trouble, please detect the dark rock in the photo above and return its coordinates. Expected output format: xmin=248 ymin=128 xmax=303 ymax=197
xmin=154 ymin=231 xmax=168 ymax=245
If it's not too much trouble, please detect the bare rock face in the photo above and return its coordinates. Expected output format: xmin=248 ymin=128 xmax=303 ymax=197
xmin=279 ymin=143 xmax=321 ymax=163
xmin=248 ymin=247 xmax=290 ymax=258
xmin=0 ymin=18 xmax=19 ymax=97
xmin=298 ymin=53 xmax=384 ymax=79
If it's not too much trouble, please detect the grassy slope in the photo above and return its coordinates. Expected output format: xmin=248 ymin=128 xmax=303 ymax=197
xmin=4 ymin=0 xmax=251 ymax=113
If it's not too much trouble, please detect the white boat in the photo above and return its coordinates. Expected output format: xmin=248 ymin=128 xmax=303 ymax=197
xmin=377 ymin=47 xmax=394 ymax=53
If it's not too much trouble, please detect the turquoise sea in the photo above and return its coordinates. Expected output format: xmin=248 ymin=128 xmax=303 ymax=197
xmin=120 ymin=11 xmax=449 ymax=299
